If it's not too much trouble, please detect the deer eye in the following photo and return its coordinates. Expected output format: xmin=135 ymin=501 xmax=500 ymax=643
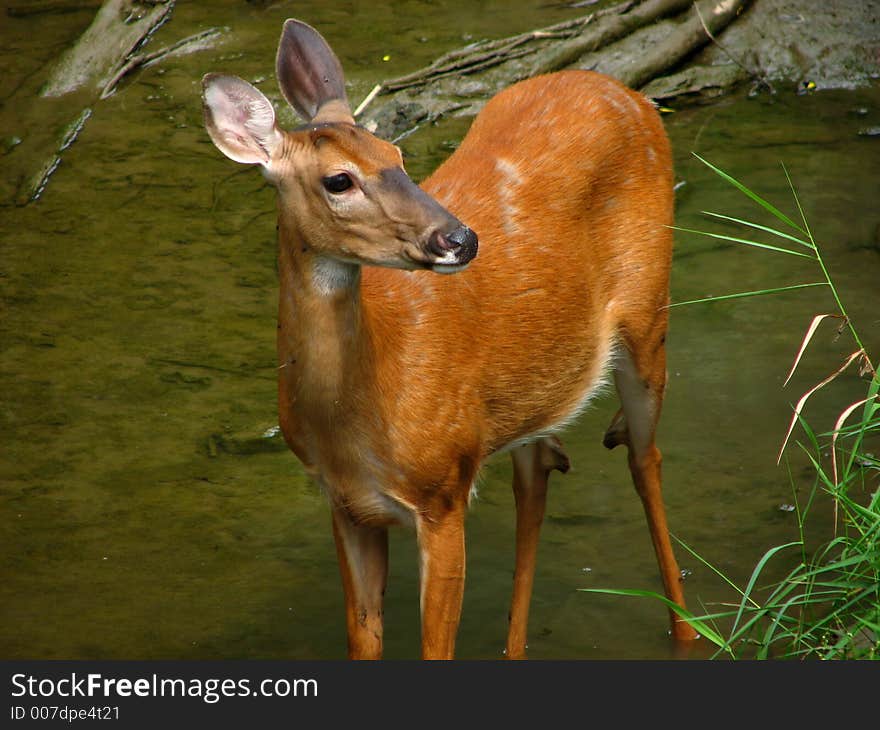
xmin=322 ymin=173 xmax=354 ymax=194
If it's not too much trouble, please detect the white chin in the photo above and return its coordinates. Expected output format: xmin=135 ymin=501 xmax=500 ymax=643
xmin=431 ymin=262 xmax=470 ymax=274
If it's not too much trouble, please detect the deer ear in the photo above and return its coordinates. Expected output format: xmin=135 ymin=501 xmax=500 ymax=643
xmin=276 ymin=19 xmax=354 ymax=125
xmin=202 ymin=73 xmax=282 ymax=166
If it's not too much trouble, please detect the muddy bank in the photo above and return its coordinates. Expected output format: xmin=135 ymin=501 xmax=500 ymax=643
xmin=643 ymin=0 xmax=880 ymax=101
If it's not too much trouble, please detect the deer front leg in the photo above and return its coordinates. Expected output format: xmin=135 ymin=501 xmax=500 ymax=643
xmin=506 ymin=436 xmax=570 ymax=659
xmin=331 ymin=506 xmax=389 ymax=659
xmin=416 ymin=499 xmax=468 ymax=660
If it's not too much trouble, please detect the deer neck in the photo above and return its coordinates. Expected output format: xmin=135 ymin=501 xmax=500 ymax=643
xmin=276 ymin=220 xmax=376 ymax=416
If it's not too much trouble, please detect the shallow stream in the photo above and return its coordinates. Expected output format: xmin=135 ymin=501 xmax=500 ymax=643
xmin=1 ymin=1 xmax=878 ymax=659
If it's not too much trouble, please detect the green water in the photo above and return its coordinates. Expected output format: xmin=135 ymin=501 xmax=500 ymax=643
xmin=1 ymin=1 xmax=878 ymax=659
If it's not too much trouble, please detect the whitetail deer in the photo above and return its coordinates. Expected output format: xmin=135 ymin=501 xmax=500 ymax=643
xmin=202 ymin=18 xmax=698 ymax=659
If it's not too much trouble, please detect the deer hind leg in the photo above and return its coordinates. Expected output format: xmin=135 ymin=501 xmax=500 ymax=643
xmin=604 ymin=341 xmax=699 ymax=642
xmin=505 ymin=436 xmax=570 ymax=659
xmin=331 ymin=506 xmax=389 ymax=659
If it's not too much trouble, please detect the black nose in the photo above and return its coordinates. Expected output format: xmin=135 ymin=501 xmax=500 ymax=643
xmin=428 ymin=225 xmax=478 ymax=262
xmin=446 ymin=225 xmax=478 ymax=262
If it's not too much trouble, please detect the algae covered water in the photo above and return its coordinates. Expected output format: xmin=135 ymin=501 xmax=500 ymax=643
xmin=1 ymin=1 xmax=878 ymax=659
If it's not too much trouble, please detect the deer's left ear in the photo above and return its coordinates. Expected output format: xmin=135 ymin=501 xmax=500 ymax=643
xmin=276 ymin=19 xmax=354 ymax=125
xmin=202 ymin=73 xmax=282 ymax=166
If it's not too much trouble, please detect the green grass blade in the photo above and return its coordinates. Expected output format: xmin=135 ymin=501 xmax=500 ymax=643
xmin=669 ymin=282 xmax=827 ymax=307
xmin=673 ymin=535 xmax=759 ymax=607
xmin=579 ymin=587 xmax=730 ymax=652
xmin=672 ymin=225 xmax=815 ymax=258
xmin=761 ymin=592 xmax=817 ymax=657
xmin=693 ymin=153 xmax=807 ymax=234
xmin=700 ymin=211 xmax=815 ymax=250
xmin=730 ymin=541 xmax=802 ymax=636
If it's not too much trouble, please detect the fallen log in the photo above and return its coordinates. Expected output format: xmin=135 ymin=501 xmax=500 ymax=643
xmin=10 ymin=0 xmax=222 ymax=205
xmin=525 ymin=0 xmax=695 ymax=77
xmin=41 ymin=0 xmax=175 ymax=98
xmin=360 ymin=0 xmax=751 ymax=142
xmin=605 ymin=0 xmax=752 ymax=89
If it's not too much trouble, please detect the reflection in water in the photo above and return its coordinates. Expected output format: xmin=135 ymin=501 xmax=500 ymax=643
xmin=1 ymin=1 xmax=878 ymax=659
